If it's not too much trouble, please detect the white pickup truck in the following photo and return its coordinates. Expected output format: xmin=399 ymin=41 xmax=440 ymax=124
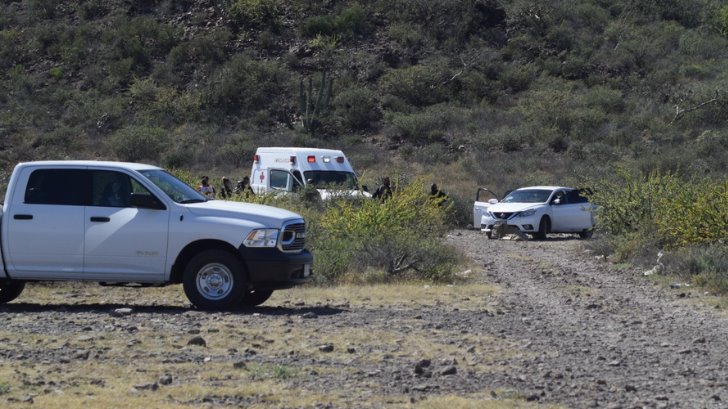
xmin=0 ymin=161 xmax=312 ymax=309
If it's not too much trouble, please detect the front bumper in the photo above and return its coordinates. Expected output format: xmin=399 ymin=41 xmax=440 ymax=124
xmin=238 ymin=246 xmax=313 ymax=290
xmin=480 ymin=214 xmax=540 ymax=234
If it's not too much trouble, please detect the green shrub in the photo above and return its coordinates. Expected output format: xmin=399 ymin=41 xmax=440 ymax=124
xmin=718 ymin=5 xmax=728 ymax=37
xmin=314 ymin=178 xmax=456 ymax=283
xmin=334 ymin=3 xmax=366 ymax=38
xmin=653 ymin=179 xmax=728 ymax=247
xmin=663 ymin=245 xmax=728 ymax=293
xmin=28 ymin=0 xmax=57 ymax=20
xmin=0 ymin=29 xmax=19 ymax=69
xmin=108 ymin=125 xmax=168 ymax=162
xmin=300 ymin=4 xmax=367 ymax=39
xmin=386 ymin=104 xmax=464 ymax=144
xmin=76 ymin=0 xmax=109 ymax=20
xmin=301 ymin=15 xmax=336 ymax=37
xmin=204 ymin=54 xmax=290 ymax=115
xmin=164 ymin=29 xmax=230 ymax=82
xmin=103 ymin=16 xmax=179 ymax=73
xmin=333 ymin=87 xmax=381 ymax=130
xmin=588 ymin=170 xmax=728 ymax=254
xmin=379 ymin=60 xmax=453 ymax=107
xmin=228 ymin=0 xmax=281 ymax=30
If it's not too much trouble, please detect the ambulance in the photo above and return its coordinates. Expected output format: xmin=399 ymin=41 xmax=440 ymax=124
xmin=250 ymin=147 xmax=371 ymax=199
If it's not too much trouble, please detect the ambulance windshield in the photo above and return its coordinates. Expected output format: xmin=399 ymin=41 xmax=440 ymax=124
xmin=303 ymin=171 xmax=358 ymax=190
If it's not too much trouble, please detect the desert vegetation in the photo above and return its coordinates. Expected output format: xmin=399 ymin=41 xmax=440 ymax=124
xmin=1 ymin=0 xmax=728 ymax=284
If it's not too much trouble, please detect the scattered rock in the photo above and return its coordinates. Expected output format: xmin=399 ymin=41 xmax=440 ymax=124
xmin=318 ymin=344 xmax=334 ymax=353
xmin=159 ymin=374 xmax=173 ymax=385
xmin=440 ymin=366 xmax=457 ymax=376
xmin=302 ymin=312 xmax=318 ymax=319
xmin=133 ymin=383 xmax=159 ymax=391
xmin=233 ymin=361 xmax=247 ymax=369
xmin=111 ymin=308 xmax=133 ymax=317
xmin=187 ymin=336 xmax=206 ymax=347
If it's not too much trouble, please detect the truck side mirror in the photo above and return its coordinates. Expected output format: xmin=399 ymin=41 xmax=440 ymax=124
xmin=129 ymin=193 xmax=166 ymax=210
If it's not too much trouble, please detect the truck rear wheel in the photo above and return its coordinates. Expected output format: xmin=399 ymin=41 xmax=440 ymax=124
xmin=0 ymin=281 xmax=25 ymax=304
xmin=239 ymin=289 xmax=273 ymax=307
xmin=183 ymin=250 xmax=246 ymax=310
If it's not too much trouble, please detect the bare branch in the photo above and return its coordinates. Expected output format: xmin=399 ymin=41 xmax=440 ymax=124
xmin=672 ymin=94 xmax=719 ymax=123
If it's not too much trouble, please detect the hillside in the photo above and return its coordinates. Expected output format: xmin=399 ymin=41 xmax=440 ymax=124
xmin=2 ymin=0 xmax=728 ymax=197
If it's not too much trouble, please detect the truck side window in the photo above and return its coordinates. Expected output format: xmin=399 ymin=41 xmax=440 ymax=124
xmin=91 ymin=170 xmax=156 ymax=207
xmin=25 ymin=169 xmax=88 ymax=206
xmin=269 ymin=169 xmax=290 ymax=190
xmin=91 ymin=171 xmax=132 ymax=207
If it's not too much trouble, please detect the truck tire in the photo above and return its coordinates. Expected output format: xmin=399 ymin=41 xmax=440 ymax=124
xmin=183 ymin=250 xmax=246 ymax=310
xmin=0 ymin=281 xmax=25 ymax=304
xmin=534 ymin=217 xmax=550 ymax=240
xmin=239 ymin=289 xmax=274 ymax=307
xmin=579 ymin=229 xmax=593 ymax=239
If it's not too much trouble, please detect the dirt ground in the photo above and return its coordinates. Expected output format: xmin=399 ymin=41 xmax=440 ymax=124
xmin=1 ymin=229 xmax=727 ymax=408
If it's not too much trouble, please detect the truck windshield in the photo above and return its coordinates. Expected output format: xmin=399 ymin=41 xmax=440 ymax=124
xmin=139 ymin=169 xmax=207 ymax=204
xmin=303 ymin=171 xmax=359 ymax=190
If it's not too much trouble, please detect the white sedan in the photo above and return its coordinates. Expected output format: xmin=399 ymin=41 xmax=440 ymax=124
xmin=480 ymin=186 xmax=595 ymax=239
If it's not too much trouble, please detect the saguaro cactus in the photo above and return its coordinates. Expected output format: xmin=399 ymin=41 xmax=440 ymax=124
xmin=299 ymin=71 xmax=333 ymax=133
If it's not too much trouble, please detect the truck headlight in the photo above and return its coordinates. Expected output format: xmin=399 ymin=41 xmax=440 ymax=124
xmin=244 ymin=229 xmax=279 ymax=247
xmin=517 ymin=209 xmax=536 ymax=217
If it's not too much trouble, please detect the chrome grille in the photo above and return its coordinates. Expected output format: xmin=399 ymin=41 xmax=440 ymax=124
xmin=279 ymin=222 xmax=306 ymax=252
xmin=494 ymin=212 xmax=513 ymax=220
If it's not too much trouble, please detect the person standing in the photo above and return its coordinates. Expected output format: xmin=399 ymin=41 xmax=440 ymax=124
xmin=372 ymin=176 xmax=393 ymax=200
xmin=198 ymin=176 xmax=216 ymax=199
xmin=235 ymin=176 xmax=254 ymax=198
xmin=220 ymin=176 xmax=233 ymax=199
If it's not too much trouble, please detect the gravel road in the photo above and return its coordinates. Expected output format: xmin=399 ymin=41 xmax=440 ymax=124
xmin=2 ymin=229 xmax=728 ymax=408
xmin=447 ymin=229 xmax=728 ymax=408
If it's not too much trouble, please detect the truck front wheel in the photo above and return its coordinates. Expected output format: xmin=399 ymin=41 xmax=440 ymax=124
xmin=183 ymin=250 xmax=246 ymax=310
xmin=0 ymin=281 xmax=25 ymax=304
xmin=239 ymin=289 xmax=274 ymax=307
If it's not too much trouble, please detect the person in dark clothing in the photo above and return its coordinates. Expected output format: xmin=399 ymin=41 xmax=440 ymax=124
xmin=235 ymin=176 xmax=254 ymax=198
xmin=372 ymin=176 xmax=393 ymax=200
xmin=430 ymin=183 xmax=449 ymax=206
xmin=219 ymin=176 xmax=233 ymax=199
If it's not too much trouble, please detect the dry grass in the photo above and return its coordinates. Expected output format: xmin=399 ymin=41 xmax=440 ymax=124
xmin=0 ymin=282 xmax=549 ymax=408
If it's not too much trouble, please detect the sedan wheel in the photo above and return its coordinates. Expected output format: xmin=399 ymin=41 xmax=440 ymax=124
xmin=535 ymin=217 xmax=550 ymax=240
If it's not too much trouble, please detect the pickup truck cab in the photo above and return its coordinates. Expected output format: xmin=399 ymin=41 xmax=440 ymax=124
xmin=0 ymin=161 xmax=312 ymax=309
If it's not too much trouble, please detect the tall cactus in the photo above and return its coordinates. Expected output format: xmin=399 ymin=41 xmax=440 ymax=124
xmin=299 ymin=71 xmax=333 ymax=133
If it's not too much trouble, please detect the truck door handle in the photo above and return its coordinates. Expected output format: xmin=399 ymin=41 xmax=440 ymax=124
xmin=13 ymin=214 xmax=33 ymax=220
xmin=90 ymin=216 xmax=110 ymax=222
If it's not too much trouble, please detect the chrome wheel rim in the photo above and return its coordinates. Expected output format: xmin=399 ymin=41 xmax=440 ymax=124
xmin=196 ymin=263 xmax=233 ymax=300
